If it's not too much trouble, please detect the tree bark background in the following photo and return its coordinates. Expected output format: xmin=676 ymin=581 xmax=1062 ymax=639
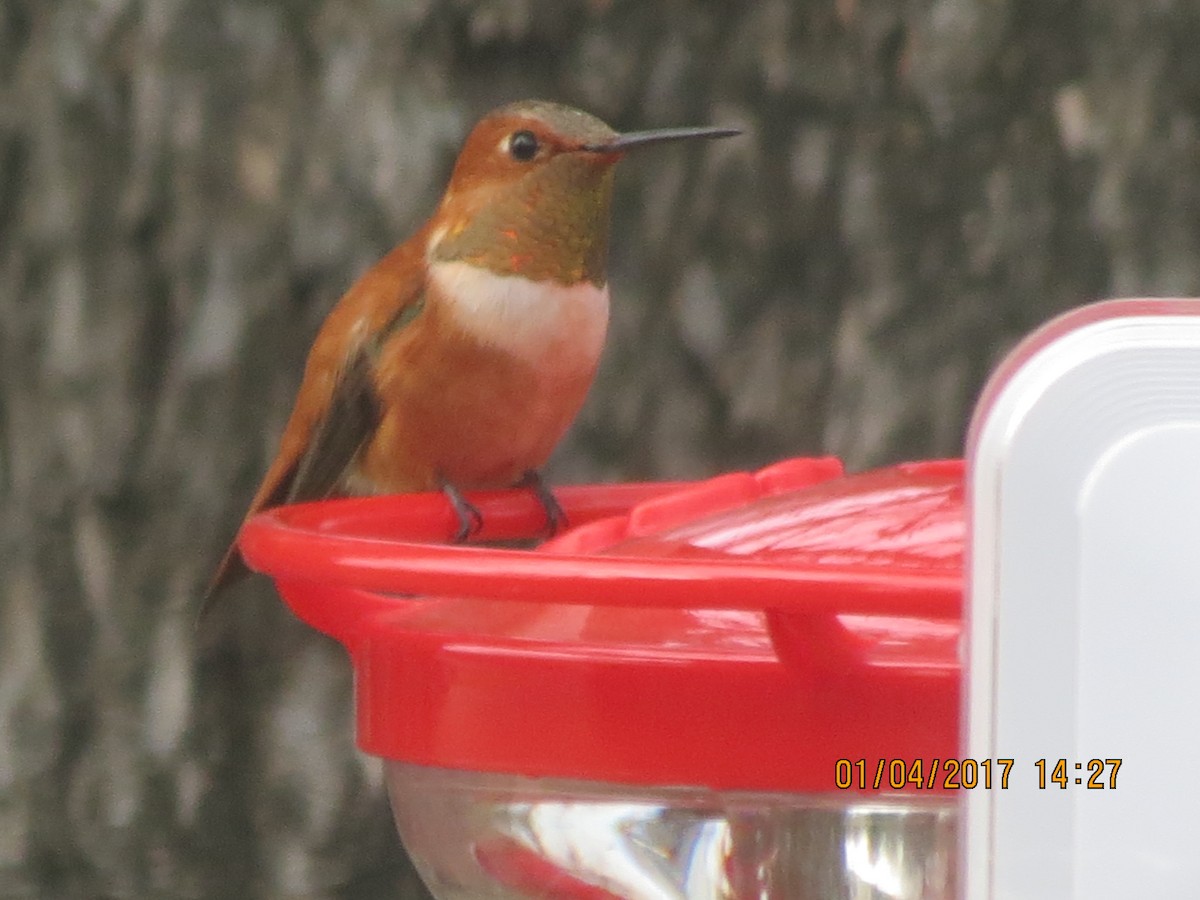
xmin=2 ymin=0 xmax=1198 ymax=897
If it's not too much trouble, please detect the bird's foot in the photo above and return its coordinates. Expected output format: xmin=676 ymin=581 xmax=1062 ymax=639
xmin=439 ymin=479 xmax=484 ymax=542
xmin=518 ymin=470 xmax=568 ymax=538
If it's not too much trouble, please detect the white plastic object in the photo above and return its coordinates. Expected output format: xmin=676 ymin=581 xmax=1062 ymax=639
xmin=965 ymin=299 xmax=1200 ymax=899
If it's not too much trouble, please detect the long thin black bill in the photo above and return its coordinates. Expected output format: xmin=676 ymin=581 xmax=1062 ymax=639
xmin=581 ymin=126 xmax=741 ymax=153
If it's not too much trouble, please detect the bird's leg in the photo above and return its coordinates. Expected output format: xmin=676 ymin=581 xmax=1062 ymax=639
xmin=518 ymin=470 xmax=568 ymax=537
xmin=438 ymin=478 xmax=484 ymax=542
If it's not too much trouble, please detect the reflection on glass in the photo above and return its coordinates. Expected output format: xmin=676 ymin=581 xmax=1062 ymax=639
xmin=388 ymin=764 xmax=957 ymax=899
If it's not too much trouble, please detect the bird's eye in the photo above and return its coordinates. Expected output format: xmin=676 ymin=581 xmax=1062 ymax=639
xmin=508 ymin=130 xmax=539 ymax=161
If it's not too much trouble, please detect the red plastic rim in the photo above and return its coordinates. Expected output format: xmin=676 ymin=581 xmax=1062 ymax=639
xmin=239 ymin=457 xmax=961 ymax=637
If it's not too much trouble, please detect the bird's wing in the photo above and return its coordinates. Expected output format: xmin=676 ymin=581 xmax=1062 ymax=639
xmin=203 ymin=238 xmax=430 ymax=608
xmin=200 ymin=342 xmax=385 ymax=608
xmin=265 ymin=285 xmax=427 ymax=510
xmin=283 ymin=341 xmax=382 ymax=504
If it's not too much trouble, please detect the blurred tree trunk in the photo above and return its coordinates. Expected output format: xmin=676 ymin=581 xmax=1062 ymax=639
xmin=2 ymin=0 xmax=1199 ymax=896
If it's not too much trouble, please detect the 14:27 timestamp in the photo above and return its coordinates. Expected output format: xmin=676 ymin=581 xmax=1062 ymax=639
xmin=1036 ymin=758 xmax=1121 ymax=789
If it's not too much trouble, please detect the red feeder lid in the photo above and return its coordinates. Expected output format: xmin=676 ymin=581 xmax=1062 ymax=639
xmin=240 ymin=457 xmax=964 ymax=794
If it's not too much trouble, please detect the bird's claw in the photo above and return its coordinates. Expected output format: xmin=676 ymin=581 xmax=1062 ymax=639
xmin=440 ymin=480 xmax=484 ymax=542
xmin=519 ymin=470 xmax=568 ymax=538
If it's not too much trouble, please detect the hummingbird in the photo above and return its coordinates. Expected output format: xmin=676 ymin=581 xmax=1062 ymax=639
xmin=205 ymin=100 xmax=739 ymax=604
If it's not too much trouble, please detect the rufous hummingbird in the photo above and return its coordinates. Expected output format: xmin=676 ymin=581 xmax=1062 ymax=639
xmin=206 ymin=100 xmax=738 ymax=604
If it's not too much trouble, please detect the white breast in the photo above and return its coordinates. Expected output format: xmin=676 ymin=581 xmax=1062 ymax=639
xmin=429 ymin=259 xmax=610 ymax=370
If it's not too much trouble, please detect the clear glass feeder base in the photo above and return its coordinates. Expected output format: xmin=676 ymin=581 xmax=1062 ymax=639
xmin=386 ymin=763 xmax=957 ymax=900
